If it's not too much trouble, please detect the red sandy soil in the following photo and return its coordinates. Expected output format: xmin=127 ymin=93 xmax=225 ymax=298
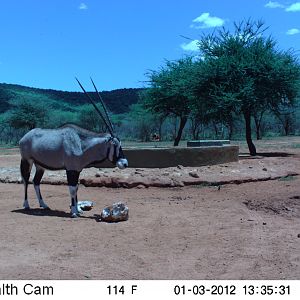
xmin=0 ymin=137 xmax=299 ymax=279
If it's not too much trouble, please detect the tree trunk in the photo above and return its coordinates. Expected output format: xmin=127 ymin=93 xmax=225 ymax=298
xmin=174 ymin=116 xmax=187 ymax=146
xmin=195 ymin=126 xmax=201 ymax=140
xmin=284 ymin=118 xmax=290 ymax=136
xmin=192 ymin=123 xmax=200 ymax=140
xmin=190 ymin=117 xmax=202 ymax=140
xmin=213 ymin=123 xmax=218 ymax=137
xmin=255 ymin=124 xmax=261 ymax=140
xmin=227 ymin=120 xmax=233 ymax=140
xmin=172 ymin=117 xmax=178 ymax=140
xmin=253 ymin=111 xmax=265 ymax=140
xmin=158 ymin=120 xmax=163 ymax=141
xmin=244 ymin=111 xmax=256 ymax=156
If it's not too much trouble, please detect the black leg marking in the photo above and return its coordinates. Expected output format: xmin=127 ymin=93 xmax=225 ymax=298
xmin=20 ymin=159 xmax=31 ymax=202
xmin=66 ymin=170 xmax=80 ymax=186
xmin=67 ymin=170 xmax=80 ymax=218
xmin=33 ymin=167 xmax=45 ymax=186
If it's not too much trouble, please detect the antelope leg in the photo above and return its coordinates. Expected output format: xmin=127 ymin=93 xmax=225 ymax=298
xmin=66 ymin=170 xmax=81 ymax=218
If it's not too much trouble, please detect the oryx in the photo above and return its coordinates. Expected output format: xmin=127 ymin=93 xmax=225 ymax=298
xmin=19 ymin=78 xmax=128 ymax=218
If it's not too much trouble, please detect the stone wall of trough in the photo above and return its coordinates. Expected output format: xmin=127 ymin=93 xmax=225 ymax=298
xmin=98 ymin=145 xmax=239 ymax=168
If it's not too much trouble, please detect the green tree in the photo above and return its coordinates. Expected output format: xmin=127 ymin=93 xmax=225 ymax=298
xmin=197 ymin=20 xmax=300 ymax=155
xmin=78 ymin=104 xmax=107 ymax=132
xmin=143 ymin=57 xmax=198 ymax=146
xmin=8 ymin=100 xmax=48 ymax=130
xmin=126 ymin=103 xmax=161 ymax=141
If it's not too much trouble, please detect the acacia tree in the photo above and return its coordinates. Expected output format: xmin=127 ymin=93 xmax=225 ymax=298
xmin=126 ymin=103 xmax=157 ymax=141
xmin=197 ymin=20 xmax=300 ymax=155
xmin=79 ymin=104 xmax=107 ymax=132
xmin=143 ymin=57 xmax=197 ymax=146
xmin=8 ymin=100 xmax=48 ymax=130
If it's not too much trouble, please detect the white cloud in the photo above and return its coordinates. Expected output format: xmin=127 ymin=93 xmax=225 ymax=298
xmin=79 ymin=3 xmax=88 ymax=10
xmin=191 ymin=13 xmax=225 ymax=29
xmin=181 ymin=40 xmax=199 ymax=52
xmin=264 ymin=1 xmax=300 ymax=11
xmin=264 ymin=1 xmax=285 ymax=8
xmin=285 ymin=2 xmax=300 ymax=11
xmin=286 ymin=28 xmax=300 ymax=35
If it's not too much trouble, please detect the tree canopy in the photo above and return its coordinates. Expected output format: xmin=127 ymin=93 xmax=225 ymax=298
xmin=8 ymin=100 xmax=48 ymax=130
xmin=196 ymin=20 xmax=300 ymax=154
xmin=142 ymin=19 xmax=300 ymax=153
xmin=143 ymin=57 xmax=201 ymax=145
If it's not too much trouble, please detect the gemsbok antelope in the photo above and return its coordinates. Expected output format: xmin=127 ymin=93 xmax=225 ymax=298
xmin=19 ymin=78 xmax=128 ymax=218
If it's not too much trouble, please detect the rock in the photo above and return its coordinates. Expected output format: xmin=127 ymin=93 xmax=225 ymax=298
xmin=189 ymin=171 xmax=200 ymax=178
xmin=136 ymin=184 xmax=146 ymax=189
xmin=100 ymin=202 xmax=129 ymax=222
xmin=171 ymin=179 xmax=185 ymax=187
xmin=262 ymin=168 xmax=268 ymax=171
xmin=172 ymin=172 xmax=182 ymax=177
xmin=177 ymin=165 xmax=184 ymax=169
xmin=298 ymin=234 xmax=300 ymax=238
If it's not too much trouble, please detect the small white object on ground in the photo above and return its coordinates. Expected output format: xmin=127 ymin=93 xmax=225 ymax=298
xmin=77 ymin=200 xmax=94 ymax=211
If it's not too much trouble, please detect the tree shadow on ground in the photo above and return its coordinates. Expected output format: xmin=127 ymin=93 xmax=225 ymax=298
xmin=240 ymin=152 xmax=294 ymax=158
xmin=258 ymin=152 xmax=294 ymax=157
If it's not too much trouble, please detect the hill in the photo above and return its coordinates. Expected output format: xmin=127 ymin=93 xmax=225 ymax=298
xmin=0 ymin=83 xmax=142 ymax=114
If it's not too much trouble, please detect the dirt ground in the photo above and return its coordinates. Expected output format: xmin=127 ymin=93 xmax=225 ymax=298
xmin=0 ymin=137 xmax=300 ymax=280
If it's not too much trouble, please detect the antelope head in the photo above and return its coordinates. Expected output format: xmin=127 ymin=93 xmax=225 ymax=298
xmin=76 ymin=77 xmax=128 ymax=169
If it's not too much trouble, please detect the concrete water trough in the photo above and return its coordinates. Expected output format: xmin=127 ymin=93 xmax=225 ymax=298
xmin=187 ymin=140 xmax=231 ymax=147
xmin=99 ymin=144 xmax=239 ymax=168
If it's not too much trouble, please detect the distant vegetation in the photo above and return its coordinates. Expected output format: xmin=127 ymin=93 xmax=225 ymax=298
xmin=0 ymin=20 xmax=300 ymax=155
xmin=0 ymin=83 xmax=143 ymax=144
xmin=0 ymin=82 xmax=141 ymax=114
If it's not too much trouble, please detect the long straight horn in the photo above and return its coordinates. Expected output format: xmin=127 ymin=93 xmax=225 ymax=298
xmin=90 ymin=77 xmax=114 ymax=133
xmin=75 ymin=77 xmax=114 ymax=136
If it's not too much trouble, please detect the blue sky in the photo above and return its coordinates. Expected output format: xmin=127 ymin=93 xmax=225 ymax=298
xmin=0 ymin=0 xmax=299 ymax=91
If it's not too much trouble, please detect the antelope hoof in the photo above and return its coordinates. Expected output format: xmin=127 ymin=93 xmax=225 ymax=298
xmin=71 ymin=213 xmax=80 ymax=218
xmin=42 ymin=206 xmax=51 ymax=210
